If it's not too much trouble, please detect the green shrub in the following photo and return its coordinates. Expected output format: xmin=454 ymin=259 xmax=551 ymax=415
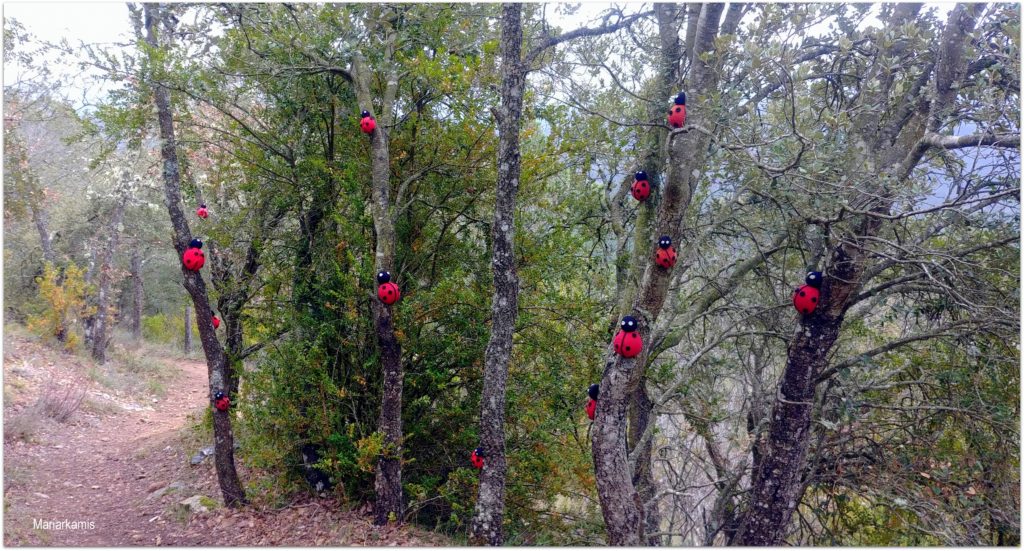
xmin=141 ymin=312 xmax=188 ymax=345
xmin=26 ymin=262 xmax=92 ymax=351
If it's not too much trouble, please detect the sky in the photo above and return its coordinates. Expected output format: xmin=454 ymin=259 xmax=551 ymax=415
xmin=5 ymin=2 xmax=134 ymax=46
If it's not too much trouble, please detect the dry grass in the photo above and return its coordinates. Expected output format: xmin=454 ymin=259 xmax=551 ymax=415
xmin=3 ymin=411 xmax=42 ymax=443
xmin=4 ymin=381 xmax=86 ymax=442
xmin=34 ymin=382 xmax=86 ymax=423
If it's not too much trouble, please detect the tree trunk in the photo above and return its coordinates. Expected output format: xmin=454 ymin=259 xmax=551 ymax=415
xmin=130 ymin=246 xmax=143 ymax=342
xmin=222 ymin=300 xmax=245 ymax=394
xmin=628 ymin=384 xmax=660 ymax=545
xmin=351 ymin=31 xmax=405 ymax=523
xmin=184 ymin=303 xmax=193 ymax=354
xmin=618 ymin=8 xmax=684 ymax=542
xmin=469 ymin=4 xmax=524 ymax=545
xmin=31 ymin=202 xmax=56 ymax=264
xmin=733 ymin=312 xmax=844 ymax=544
xmin=592 ymin=4 xmax=725 ymax=544
xmin=142 ymin=2 xmax=245 ymax=507
xmin=90 ymin=193 xmax=127 ymax=364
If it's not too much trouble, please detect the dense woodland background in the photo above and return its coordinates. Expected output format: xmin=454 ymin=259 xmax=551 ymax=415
xmin=3 ymin=2 xmax=1020 ymax=545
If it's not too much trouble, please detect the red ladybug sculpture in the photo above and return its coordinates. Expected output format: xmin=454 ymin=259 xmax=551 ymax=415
xmin=655 ymin=235 xmax=677 ymax=269
xmin=585 ymin=383 xmax=599 ymax=420
xmin=793 ymin=285 xmax=820 ymax=315
xmin=613 ymin=315 xmax=642 ymax=358
xmin=668 ymin=92 xmax=686 ymax=128
xmin=182 ymin=238 xmax=205 ymax=272
xmin=376 ymin=271 xmax=400 ymax=305
xmin=470 ymin=447 xmax=485 ymax=469
xmin=196 ymin=204 xmax=209 ymax=219
xmin=585 ymin=383 xmax=600 ymax=419
xmin=213 ymin=391 xmax=230 ymax=412
xmin=212 ymin=315 xmax=220 ymax=329
xmin=631 ymin=171 xmax=651 ymax=201
xmin=360 ymin=110 xmax=376 ymax=134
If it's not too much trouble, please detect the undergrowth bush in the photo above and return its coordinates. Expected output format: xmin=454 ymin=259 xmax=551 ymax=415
xmin=26 ymin=262 xmax=92 ymax=351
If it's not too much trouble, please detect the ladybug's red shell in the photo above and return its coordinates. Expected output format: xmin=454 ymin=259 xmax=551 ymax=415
xmin=470 ymin=450 xmax=484 ymax=469
xmin=655 ymin=245 xmax=678 ymax=269
xmin=613 ymin=330 xmax=642 ymax=358
xmin=668 ymin=105 xmax=687 ymax=128
xmin=212 ymin=315 xmax=220 ymax=329
xmin=631 ymin=178 xmax=651 ymax=201
xmin=196 ymin=206 xmax=209 ymax=219
xmin=214 ymin=396 xmax=231 ymax=411
xmin=586 ymin=399 xmax=597 ymax=420
xmin=793 ymin=284 xmax=820 ymax=315
xmin=182 ymin=248 xmax=205 ymax=271
xmin=360 ymin=116 xmax=376 ymax=134
xmin=378 ymin=282 xmax=401 ymax=305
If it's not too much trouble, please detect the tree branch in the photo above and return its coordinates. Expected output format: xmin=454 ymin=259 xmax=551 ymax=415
xmin=524 ymin=10 xmax=653 ymax=68
xmin=921 ymin=130 xmax=1020 ymax=150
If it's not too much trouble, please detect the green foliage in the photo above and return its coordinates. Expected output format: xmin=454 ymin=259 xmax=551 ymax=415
xmin=26 ymin=262 xmax=92 ymax=350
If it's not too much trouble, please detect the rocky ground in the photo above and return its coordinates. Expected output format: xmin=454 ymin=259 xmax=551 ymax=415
xmin=3 ymin=331 xmax=446 ymax=546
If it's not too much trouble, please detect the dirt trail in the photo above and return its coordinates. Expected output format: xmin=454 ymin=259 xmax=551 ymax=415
xmin=3 ymin=336 xmax=446 ymax=547
xmin=4 ymin=340 xmax=210 ymax=545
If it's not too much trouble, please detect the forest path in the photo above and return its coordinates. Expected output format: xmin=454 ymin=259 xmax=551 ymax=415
xmin=4 ymin=335 xmax=211 ymax=545
xmin=3 ymin=334 xmax=446 ymax=546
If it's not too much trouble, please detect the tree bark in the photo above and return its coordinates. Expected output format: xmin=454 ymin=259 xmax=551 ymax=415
xmin=89 ymin=192 xmax=128 ymax=364
xmin=31 ymin=201 xmax=56 ymax=264
xmin=627 ymin=384 xmax=660 ymax=545
xmin=142 ymin=2 xmax=246 ymax=507
xmin=734 ymin=5 xmax=985 ymax=544
xmin=350 ymin=21 xmax=405 ymax=522
xmin=130 ymin=246 xmax=143 ymax=342
xmin=184 ymin=303 xmax=193 ymax=355
xmin=469 ymin=4 xmax=524 ymax=545
xmin=592 ymin=4 xmax=725 ymax=545
xmin=619 ymin=8 xmax=685 ymax=543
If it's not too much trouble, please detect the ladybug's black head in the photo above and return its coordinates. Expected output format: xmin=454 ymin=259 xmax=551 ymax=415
xmin=189 ymin=238 xmax=203 ymax=249
xmin=474 ymin=447 xmax=484 ymax=457
xmin=805 ymin=271 xmax=823 ymax=288
xmin=675 ymin=92 xmax=686 ymax=105
xmin=200 ymin=204 xmax=206 ymax=209
xmin=635 ymin=171 xmax=648 ymax=181
xmin=588 ymin=384 xmax=599 ymax=400
xmin=377 ymin=271 xmax=391 ymax=284
xmin=621 ymin=315 xmax=638 ymax=332
xmin=361 ymin=110 xmax=371 ymax=118
xmin=214 ymin=391 xmax=226 ymax=400
xmin=658 ymin=235 xmax=672 ymax=249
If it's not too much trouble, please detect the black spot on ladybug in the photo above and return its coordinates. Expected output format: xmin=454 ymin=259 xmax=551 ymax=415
xmin=625 ymin=346 xmax=630 ymax=351
xmin=675 ymin=107 xmax=681 ymax=113
xmin=811 ymin=297 xmax=817 ymax=303
xmin=799 ymin=290 xmax=806 ymax=297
